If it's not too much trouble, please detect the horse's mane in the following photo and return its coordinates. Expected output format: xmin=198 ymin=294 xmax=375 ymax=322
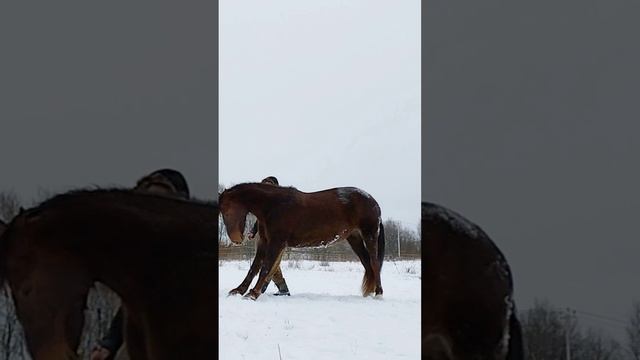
xmin=0 ymin=188 xmax=218 ymax=288
xmin=26 ymin=187 xmax=216 ymax=218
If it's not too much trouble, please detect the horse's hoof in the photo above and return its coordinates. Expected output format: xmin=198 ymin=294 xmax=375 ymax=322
xmin=273 ymin=291 xmax=290 ymax=296
xmin=228 ymin=288 xmax=245 ymax=296
xmin=243 ymin=291 xmax=260 ymax=301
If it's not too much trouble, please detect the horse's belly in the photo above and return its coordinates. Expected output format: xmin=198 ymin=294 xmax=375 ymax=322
xmin=290 ymin=228 xmax=351 ymax=248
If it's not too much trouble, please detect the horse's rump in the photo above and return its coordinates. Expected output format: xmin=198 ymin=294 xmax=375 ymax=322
xmin=422 ymin=202 xmax=521 ymax=359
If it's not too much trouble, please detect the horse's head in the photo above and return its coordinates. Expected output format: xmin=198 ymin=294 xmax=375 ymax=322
xmin=2 ymin=211 xmax=90 ymax=360
xmin=219 ymin=190 xmax=248 ymax=244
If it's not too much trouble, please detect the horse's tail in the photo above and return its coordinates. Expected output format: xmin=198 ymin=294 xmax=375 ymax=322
xmin=378 ymin=222 xmax=385 ymax=270
xmin=506 ymin=310 xmax=525 ymax=360
xmin=361 ymin=222 xmax=385 ymax=296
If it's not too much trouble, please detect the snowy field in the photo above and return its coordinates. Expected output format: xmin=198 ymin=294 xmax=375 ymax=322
xmin=219 ymin=259 xmax=421 ymax=360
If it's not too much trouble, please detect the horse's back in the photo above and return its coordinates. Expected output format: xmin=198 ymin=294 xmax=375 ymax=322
xmin=422 ymin=202 xmax=518 ymax=359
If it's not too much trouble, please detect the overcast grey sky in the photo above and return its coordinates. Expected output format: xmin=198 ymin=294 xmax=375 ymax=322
xmin=424 ymin=1 xmax=640 ymax=339
xmin=220 ymin=0 xmax=421 ymax=229
xmin=0 ymin=1 xmax=217 ymax=204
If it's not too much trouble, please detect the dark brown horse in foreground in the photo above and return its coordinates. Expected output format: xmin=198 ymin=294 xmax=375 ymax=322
xmin=0 ymin=189 xmax=217 ymax=360
xmin=220 ymin=183 xmax=385 ymax=300
xmin=422 ymin=202 xmax=524 ymax=360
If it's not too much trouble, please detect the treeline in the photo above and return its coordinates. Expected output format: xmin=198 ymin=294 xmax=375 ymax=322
xmin=520 ymin=298 xmax=640 ymax=360
xmin=218 ymin=215 xmax=421 ymax=261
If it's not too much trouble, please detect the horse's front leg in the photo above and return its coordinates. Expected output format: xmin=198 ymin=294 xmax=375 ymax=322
xmin=228 ymin=244 xmax=265 ymax=296
xmin=245 ymin=246 xmax=285 ymax=300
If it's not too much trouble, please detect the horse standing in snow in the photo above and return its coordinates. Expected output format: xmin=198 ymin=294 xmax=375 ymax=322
xmin=219 ymin=183 xmax=385 ymax=300
xmin=422 ymin=202 xmax=524 ymax=360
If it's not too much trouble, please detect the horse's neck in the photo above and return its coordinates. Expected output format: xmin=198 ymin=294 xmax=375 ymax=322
xmin=239 ymin=188 xmax=281 ymax=218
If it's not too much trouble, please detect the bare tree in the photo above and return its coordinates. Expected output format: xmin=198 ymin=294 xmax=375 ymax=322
xmin=33 ymin=187 xmax=54 ymax=206
xmin=0 ymin=291 xmax=26 ymax=360
xmin=218 ymin=184 xmax=227 ymax=244
xmin=382 ymin=219 xmax=420 ymax=259
xmin=628 ymin=300 xmax=640 ymax=360
xmin=521 ymin=299 xmax=579 ymax=360
xmin=0 ymin=192 xmax=25 ymax=359
xmin=521 ymin=299 xmax=628 ymax=360
xmin=0 ymin=191 xmax=21 ymax=223
xmin=574 ymin=328 xmax=622 ymax=360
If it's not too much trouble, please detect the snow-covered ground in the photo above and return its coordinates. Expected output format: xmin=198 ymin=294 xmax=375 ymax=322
xmin=219 ymin=259 xmax=421 ymax=360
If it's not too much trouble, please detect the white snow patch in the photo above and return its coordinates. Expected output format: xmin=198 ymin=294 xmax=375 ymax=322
xmin=424 ymin=205 xmax=481 ymax=238
xmin=337 ymin=187 xmax=373 ymax=204
xmin=219 ymin=260 xmax=421 ymax=360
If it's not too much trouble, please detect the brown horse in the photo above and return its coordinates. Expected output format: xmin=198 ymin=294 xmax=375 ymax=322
xmin=422 ymin=202 xmax=524 ymax=360
xmin=220 ymin=183 xmax=385 ymax=300
xmin=0 ymin=189 xmax=217 ymax=360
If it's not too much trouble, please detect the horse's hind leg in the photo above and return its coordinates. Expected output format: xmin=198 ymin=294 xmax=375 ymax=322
xmin=229 ymin=243 xmax=265 ymax=296
xmin=347 ymin=235 xmax=375 ymax=296
xmin=363 ymin=234 xmax=383 ymax=296
xmin=122 ymin=309 xmax=149 ymax=360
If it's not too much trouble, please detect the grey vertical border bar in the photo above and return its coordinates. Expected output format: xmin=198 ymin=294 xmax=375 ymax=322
xmin=213 ymin=0 xmax=220 ymax=195
xmin=214 ymin=0 xmax=220 ymax=358
xmin=420 ymin=1 xmax=426 ymax=356
xmin=420 ymin=0 xmax=427 ymax=205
